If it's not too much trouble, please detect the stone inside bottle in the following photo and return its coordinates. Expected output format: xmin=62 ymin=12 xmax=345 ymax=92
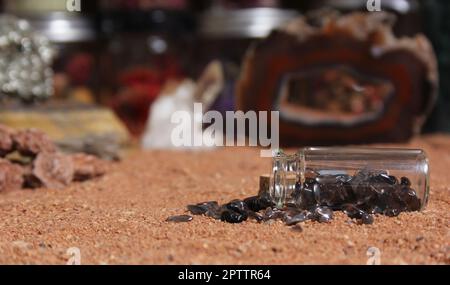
xmin=292 ymin=169 xmax=421 ymax=217
xmin=267 ymin=147 xmax=429 ymax=223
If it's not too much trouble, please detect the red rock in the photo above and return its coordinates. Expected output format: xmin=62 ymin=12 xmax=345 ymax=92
xmin=0 ymin=158 xmax=24 ymax=192
xmin=13 ymin=128 xmax=57 ymax=156
xmin=32 ymin=152 xmax=74 ymax=189
xmin=70 ymin=153 xmax=108 ymax=181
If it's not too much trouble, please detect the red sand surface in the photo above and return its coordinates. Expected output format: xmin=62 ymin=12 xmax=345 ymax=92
xmin=0 ymin=135 xmax=448 ymax=264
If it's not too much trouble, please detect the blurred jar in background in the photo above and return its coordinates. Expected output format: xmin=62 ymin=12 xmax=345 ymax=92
xmin=196 ymin=1 xmax=297 ymax=70
xmin=4 ymin=0 xmax=99 ymax=104
xmin=194 ymin=1 xmax=298 ymax=115
xmin=98 ymin=1 xmax=194 ymax=136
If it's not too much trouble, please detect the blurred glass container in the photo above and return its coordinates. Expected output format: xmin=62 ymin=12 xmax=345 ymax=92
xmin=4 ymin=0 xmax=99 ymax=104
xmin=98 ymin=9 xmax=195 ymax=136
xmin=199 ymin=7 xmax=298 ymax=39
xmin=193 ymin=6 xmax=298 ymax=114
xmin=196 ymin=7 xmax=298 ymax=68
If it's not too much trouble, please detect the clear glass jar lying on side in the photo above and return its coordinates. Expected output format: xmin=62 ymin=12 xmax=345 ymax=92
xmin=269 ymin=147 xmax=429 ymax=216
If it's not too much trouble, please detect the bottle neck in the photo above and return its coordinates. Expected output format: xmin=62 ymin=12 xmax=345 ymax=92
xmin=269 ymin=150 xmax=304 ymax=208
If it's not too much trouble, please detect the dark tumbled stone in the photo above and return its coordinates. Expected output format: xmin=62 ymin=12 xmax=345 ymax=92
xmin=166 ymin=215 xmax=193 ymax=223
xmin=186 ymin=204 xmax=204 ymax=215
xmin=220 ymin=210 xmax=248 ymax=223
xmin=388 ymin=175 xmax=398 ymax=185
xmin=396 ymin=187 xmax=421 ymax=211
xmin=224 ymin=199 xmax=248 ymax=215
xmin=187 ymin=201 xmax=220 ymax=217
xmin=315 ymin=174 xmax=356 ymax=207
xmin=285 ymin=211 xmax=309 ymax=226
xmin=342 ymin=204 xmax=373 ymax=224
xmin=384 ymin=208 xmax=401 ymax=217
xmin=342 ymin=204 xmax=363 ymax=219
xmin=244 ymin=195 xmax=274 ymax=212
xmin=370 ymin=173 xmax=398 ymax=185
xmin=361 ymin=213 xmax=374 ymax=224
xmin=400 ymin=176 xmax=411 ymax=186
xmin=243 ymin=196 xmax=260 ymax=212
xmin=313 ymin=206 xmax=333 ymax=223
xmin=372 ymin=205 xmax=384 ymax=214
xmin=262 ymin=207 xmax=284 ymax=221
xmin=295 ymin=178 xmax=318 ymax=209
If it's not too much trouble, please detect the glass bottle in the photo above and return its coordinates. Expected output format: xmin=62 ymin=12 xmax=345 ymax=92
xmin=270 ymin=147 xmax=429 ymax=216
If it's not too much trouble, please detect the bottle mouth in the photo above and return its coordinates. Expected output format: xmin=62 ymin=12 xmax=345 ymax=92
xmin=269 ymin=149 xmax=300 ymax=208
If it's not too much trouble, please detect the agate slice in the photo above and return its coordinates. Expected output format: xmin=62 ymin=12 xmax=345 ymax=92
xmin=236 ymin=11 xmax=438 ymax=145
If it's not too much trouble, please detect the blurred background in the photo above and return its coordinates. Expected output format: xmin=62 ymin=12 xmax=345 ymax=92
xmin=0 ymin=0 xmax=448 ymax=156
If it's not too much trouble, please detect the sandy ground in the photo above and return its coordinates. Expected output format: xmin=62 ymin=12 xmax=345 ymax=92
xmin=0 ymin=135 xmax=448 ymax=265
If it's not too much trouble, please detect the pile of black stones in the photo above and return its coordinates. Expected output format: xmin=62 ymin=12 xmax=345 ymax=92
xmin=167 ymin=169 xmax=422 ymax=226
